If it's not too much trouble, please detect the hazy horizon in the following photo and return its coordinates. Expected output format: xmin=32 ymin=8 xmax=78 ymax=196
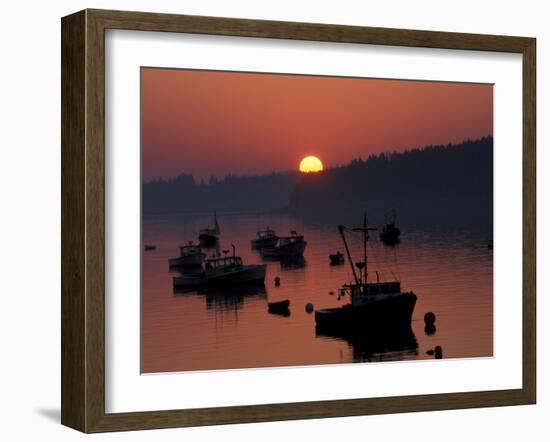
xmin=141 ymin=68 xmax=493 ymax=181
xmin=143 ymin=134 xmax=493 ymax=183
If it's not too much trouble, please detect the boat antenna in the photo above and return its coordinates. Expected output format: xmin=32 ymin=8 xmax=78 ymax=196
xmin=351 ymin=212 xmax=377 ymax=284
xmin=363 ymin=212 xmax=367 ymax=282
xmin=338 ymin=225 xmax=360 ymax=285
xmin=214 ymin=210 xmax=220 ymax=234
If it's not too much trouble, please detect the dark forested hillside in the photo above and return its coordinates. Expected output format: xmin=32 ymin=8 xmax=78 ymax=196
xmin=142 ymin=137 xmax=493 ymax=222
xmin=142 ymin=171 xmax=299 ymax=215
xmin=288 ymin=137 xmax=493 ymax=222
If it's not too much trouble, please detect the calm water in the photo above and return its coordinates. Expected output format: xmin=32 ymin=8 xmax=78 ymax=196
xmin=142 ymin=212 xmax=493 ymax=373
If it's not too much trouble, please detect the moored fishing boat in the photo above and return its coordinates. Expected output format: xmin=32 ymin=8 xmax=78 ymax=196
xmin=173 ymin=245 xmax=266 ymax=288
xmin=329 ymin=251 xmax=344 ymax=265
xmin=315 ymin=214 xmax=416 ymax=332
xmin=379 ymin=209 xmax=401 ymax=245
xmin=260 ymin=231 xmax=307 ymax=259
xmin=168 ymin=241 xmax=206 ymax=267
xmin=198 ymin=211 xmax=220 ymax=247
xmin=251 ymin=227 xmax=279 ymax=249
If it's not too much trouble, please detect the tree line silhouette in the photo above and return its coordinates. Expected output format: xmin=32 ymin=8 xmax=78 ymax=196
xmin=143 ymin=171 xmax=299 ymax=215
xmin=143 ymin=136 xmax=493 ymax=222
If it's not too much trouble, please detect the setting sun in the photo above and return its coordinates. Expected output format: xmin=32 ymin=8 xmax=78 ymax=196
xmin=299 ymin=156 xmax=324 ymax=173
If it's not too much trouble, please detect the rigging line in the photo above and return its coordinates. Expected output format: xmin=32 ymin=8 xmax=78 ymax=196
xmin=372 ymin=241 xmax=400 ymax=282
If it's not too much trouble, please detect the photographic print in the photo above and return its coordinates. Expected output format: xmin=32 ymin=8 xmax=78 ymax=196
xmin=141 ymin=68 xmax=493 ymax=374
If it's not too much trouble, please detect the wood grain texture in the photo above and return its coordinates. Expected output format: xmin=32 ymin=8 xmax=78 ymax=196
xmin=84 ymin=10 xmax=107 ymax=433
xmin=60 ymin=8 xmax=537 ymax=433
xmin=89 ymin=8 xmax=532 ymax=52
xmin=61 ymin=10 xmax=86 ymax=432
xmin=522 ymin=38 xmax=536 ymax=403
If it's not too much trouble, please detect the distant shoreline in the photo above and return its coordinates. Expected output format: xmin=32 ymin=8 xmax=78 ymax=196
xmin=142 ymin=136 xmax=493 ymax=227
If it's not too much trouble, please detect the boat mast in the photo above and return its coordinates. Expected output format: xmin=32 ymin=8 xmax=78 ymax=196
xmin=352 ymin=212 xmax=377 ymax=284
xmin=338 ymin=225 xmax=360 ymax=285
xmin=214 ymin=210 xmax=220 ymax=234
xmin=363 ymin=212 xmax=367 ymax=283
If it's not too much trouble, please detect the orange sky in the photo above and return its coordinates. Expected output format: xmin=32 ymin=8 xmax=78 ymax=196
xmin=141 ymin=68 xmax=493 ymax=181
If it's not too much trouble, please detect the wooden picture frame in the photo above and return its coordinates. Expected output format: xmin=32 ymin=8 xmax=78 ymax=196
xmin=61 ymin=8 xmax=536 ymax=433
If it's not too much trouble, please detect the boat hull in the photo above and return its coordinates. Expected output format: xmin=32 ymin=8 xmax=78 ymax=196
xmin=380 ymin=227 xmax=401 ymax=245
xmin=315 ymin=292 xmax=417 ymax=332
xmin=251 ymin=236 xmax=279 ymax=249
xmin=198 ymin=233 xmax=218 ymax=247
xmin=168 ymin=253 xmax=205 ymax=267
xmin=268 ymin=299 xmax=291 ymax=316
xmin=173 ymin=274 xmax=205 ymax=288
xmin=205 ymin=264 xmax=267 ymax=286
xmin=173 ymin=264 xmax=267 ymax=288
xmin=261 ymin=241 xmax=306 ymax=258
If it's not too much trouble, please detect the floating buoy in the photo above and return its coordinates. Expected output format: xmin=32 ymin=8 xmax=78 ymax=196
xmin=305 ymin=303 xmax=314 ymax=313
xmin=424 ymin=312 xmax=437 ymax=335
xmin=424 ymin=312 xmax=436 ymax=325
xmin=434 ymin=345 xmax=443 ymax=359
xmin=274 ymin=276 xmax=281 ymax=287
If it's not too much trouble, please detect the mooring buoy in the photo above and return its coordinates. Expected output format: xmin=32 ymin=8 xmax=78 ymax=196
xmin=424 ymin=312 xmax=437 ymax=335
xmin=424 ymin=312 xmax=436 ymax=325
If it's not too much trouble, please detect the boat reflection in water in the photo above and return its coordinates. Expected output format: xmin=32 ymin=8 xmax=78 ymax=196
xmin=174 ymin=283 xmax=267 ymax=311
xmin=316 ymin=323 xmax=418 ymax=362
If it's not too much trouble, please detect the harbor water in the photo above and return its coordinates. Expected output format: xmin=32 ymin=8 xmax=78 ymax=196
xmin=141 ymin=212 xmax=493 ymax=373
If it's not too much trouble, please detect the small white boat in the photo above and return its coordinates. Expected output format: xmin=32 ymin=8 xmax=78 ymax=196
xmin=260 ymin=231 xmax=307 ymax=259
xmin=168 ymin=242 xmax=206 ymax=267
xmin=251 ymin=227 xmax=279 ymax=249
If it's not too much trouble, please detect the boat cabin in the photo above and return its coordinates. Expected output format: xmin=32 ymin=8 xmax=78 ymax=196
xmin=257 ymin=228 xmax=276 ymax=239
xmin=205 ymin=256 xmax=243 ymax=269
xmin=344 ymin=281 xmax=402 ymax=306
xmin=179 ymin=243 xmax=202 ymax=255
xmin=279 ymin=232 xmax=304 ymax=246
xmin=365 ymin=281 xmax=401 ymax=295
